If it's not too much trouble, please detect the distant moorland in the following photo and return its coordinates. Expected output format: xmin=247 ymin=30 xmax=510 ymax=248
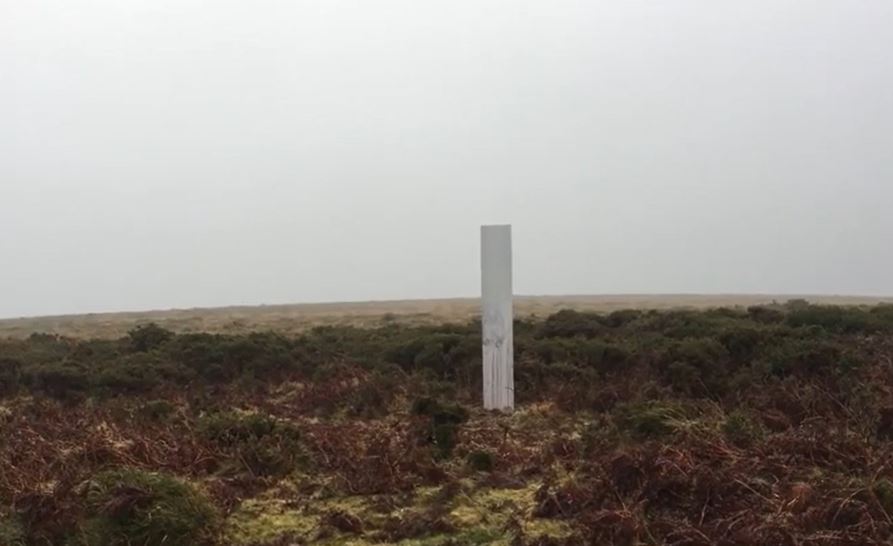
xmin=2 ymin=294 xmax=892 ymax=339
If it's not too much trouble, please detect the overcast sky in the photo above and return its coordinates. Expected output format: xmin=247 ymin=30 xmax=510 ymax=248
xmin=1 ymin=1 xmax=891 ymax=318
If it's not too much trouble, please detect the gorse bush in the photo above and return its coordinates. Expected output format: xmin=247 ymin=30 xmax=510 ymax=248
xmin=522 ymin=338 xmax=630 ymax=375
xmin=73 ymin=468 xmax=219 ymax=546
xmin=0 ymin=512 xmax=25 ymax=546
xmin=0 ymin=358 xmax=21 ymax=396
xmin=538 ymin=309 xmax=604 ymax=338
xmin=128 ymin=323 xmax=174 ymax=352
xmin=466 ymin=450 xmax=495 ymax=472
xmin=722 ymin=410 xmax=764 ymax=447
xmin=412 ymin=397 xmax=469 ymax=459
xmin=615 ymin=401 xmax=687 ymax=440
xmin=24 ymin=361 xmax=90 ymax=400
xmin=136 ymin=399 xmax=177 ymax=422
xmin=658 ymin=338 xmax=730 ymax=396
xmin=0 ymin=302 xmax=881 ymax=406
xmin=198 ymin=411 xmax=304 ymax=477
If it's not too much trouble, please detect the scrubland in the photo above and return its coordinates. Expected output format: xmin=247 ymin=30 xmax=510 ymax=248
xmin=3 ymin=301 xmax=893 ymax=544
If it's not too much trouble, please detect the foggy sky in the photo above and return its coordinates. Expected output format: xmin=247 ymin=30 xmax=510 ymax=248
xmin=2 ymin=1 xmax=892 ymax=318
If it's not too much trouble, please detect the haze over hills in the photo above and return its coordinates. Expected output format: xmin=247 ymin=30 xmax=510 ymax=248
xmin=2 ymin=294 xmax=892 ymax=339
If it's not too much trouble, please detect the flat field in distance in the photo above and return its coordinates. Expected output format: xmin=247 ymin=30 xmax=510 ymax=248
xmin=2 ymin=294 xmax=892 ymax=339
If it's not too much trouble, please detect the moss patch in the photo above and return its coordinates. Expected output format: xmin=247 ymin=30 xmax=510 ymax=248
xmin=224 ymin=498 xmax=319 ymax=544
xmin=224 ymin=481 xmax=575 ymax=545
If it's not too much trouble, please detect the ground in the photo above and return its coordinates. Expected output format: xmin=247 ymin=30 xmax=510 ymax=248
xmin=3 ymin=300 xmax=893 ymax=545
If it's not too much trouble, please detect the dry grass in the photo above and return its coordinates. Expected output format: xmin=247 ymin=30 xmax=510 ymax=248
xmin=2 ymin=294 xmax=891 ymax=339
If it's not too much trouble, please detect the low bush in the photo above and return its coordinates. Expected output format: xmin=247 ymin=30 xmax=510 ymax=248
xmin=635 ymin=309 xmax=738 ymax=339
xmin=524 ymin=338 xmax=631 ymax=376
xmin=786 ymin=304 xmax=880 ymax=334
xmin=128 ymin=323 xmax=174 ymax=352
xmin=615 ymin=402 xmax=686 ymax=440
xmin=603 ymin=309 xmax=644 ymax=328
xmin=73 ymin=468 xmax=219 ymax=546
xmin=412 ymin=397 xmax=469 ymax=458
xmin=657 ymin=338 xmax=729 ymax=395
xmin=198 ymin=411 xmax=304 ymax=477
xmin=718 ymin=326 xmax=773 ymax=362
xmin=22 ymin=362 xmax=89 ymax=400
xmin=163 ymin=332 xmax=299 ymax=383
xmin=763 ymin=338 xmax=855 ymax=377
xmin=136 ymin=399 xmax=178 ymax=422
xmin=92 ymin=353 xmax=166 ymax=394
xmin=538 ymin=310 xmax=604 ymax=338
xmin=346 ymin=366 xmax=405 ymax=418
xmin=466 ymin=450 xmax=495 ymax=472
xmin=747 ymin=305 xmax=785 ymax=324
xmin=0 ymin=358 xmax=21 ymax=397
xmin=0 ymin=513 xmax=25 ymax=546
xmin=722 ymin=410 xmax=764 ymax=447
xmin=384 ymin=332 xmax=479 ymax=383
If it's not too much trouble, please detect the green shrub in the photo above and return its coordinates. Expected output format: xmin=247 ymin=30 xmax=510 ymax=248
xmin=23 ymin=333 xmax=71 ymax=363
xmin=466 ymin=450 xmax=495 ymax=472
xmin=747 ymin=305 xmax=785 ymax=324
xmin=582 ymin=341 xmax=630 ymax=375
xmin=869 ymin=305 xmax=893 ymax=327
xmin=412 ymin=398 xmax=469 ymax=458
xmin=718 ymin=327 xmax=770 ymax=362
xmin=763 ymin=339 xmax=855 ymax=376
xmin=385 ymin=333 xmax=475 ymax=379
xmin=0 ymin=358 xmax=22 ymax=397
xmin=522 ymin=338 xmax=629 ymax=375
xmin=73 ymin=468 xmax=219 ymax=546
xmin=658 ymin=339 xmax=729 ymax=395
xmin=163 ymin=332 xmax=299 ymax=383
xmin=722 ymin=410 xmax=764 ymax=447
xmin=603 ymin=309 xmax=643 ymax=328
xmin=580 ymin=417 xmax=622 ymax=455
xmin=93 ymin=354 xmax=165 ymax=394
xmin=128 ymin=323 xmax=174 ymax=352
xmin=411 ymin=397 xmax=469 ymax=425
xmin=538 ymin=310 xmax=603 ymax=338
xmin=0 ymin=513 xmax=25 ymax=546
xmin=615 ymin=402 xmax=685 ymax=440
xmin=220 ymin=333 xmax=298 ymax=378
xmin=728 ymin=360 xmax=773 ymax=393
xmin=525 ymin=338 xmax=571 ymax=364
xmin=164 ymin=333 xmax=229 ymax=380
xmin=666 ymin=361 xmax=701 ymax=395
xmin=136 ymin=399 xmax=178 ymax=422
xmin=346 ymin=366 xmax=404 ymax=418
xmin=786 ymin=304 xmax=878 ymax=334
xmin=637 ymin=310 xmax=731 ymax=339
xmin=198 ymin=411 xmax=304 ymax=477
xmin=23 ymin=362 xmax=89 ymax=399
xmin=873 ymin=479 xmax=893 ymax=514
